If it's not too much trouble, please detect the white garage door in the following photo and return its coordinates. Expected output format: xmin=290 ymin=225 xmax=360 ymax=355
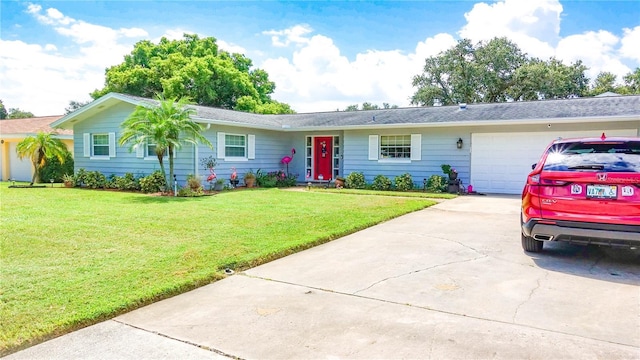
xmin=470 ymin=129 xmax=637 ymax=194
xmin=9 ymin=142 xmax=33 ymax=182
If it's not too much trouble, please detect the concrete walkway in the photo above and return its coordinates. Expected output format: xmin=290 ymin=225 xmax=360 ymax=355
xmin=6 ymin=196 xmax=640 ymax=359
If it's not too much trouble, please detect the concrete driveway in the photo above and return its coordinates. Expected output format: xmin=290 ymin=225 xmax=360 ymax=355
xmin=7 ymin=195 xmax=640 ymax=359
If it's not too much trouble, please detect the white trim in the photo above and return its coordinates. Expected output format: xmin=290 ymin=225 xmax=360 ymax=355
xmin=83 ymin=133 xmax=90 ymax=157
xmin=368 ymin=135 xmax=378 ymax=160
xmin=217 ymin=132 xmax=225 ymax=159
xmin=410 ymin=134 xmax=421 ymax=161
xmin=90 ymin=156 xmax=111 ymax=160
xmin=223 ymin=132 xmax=249 ymax=160
xmin=223 ymin=157 xmax=249 ymax=162
xmin=378 ymin=159 xmax=411 ymax=164
xmin=248 ymin=134 xmax=255 ymax=160
xmin=135 ymin=143 xmax=144 ymax=158
xmin=108 ymin=132 xmax=116 ymax=157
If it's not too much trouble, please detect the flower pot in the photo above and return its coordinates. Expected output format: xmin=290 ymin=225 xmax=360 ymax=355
xmin=213 ymin=182 xmax=224 ymax=191
xmin=245 ymin=178 xmax=256 ymax=188
xmin=335 ymin=178 xmax=345 ymax=188
xmin=448 ymin=172 xmax=458 ymax=181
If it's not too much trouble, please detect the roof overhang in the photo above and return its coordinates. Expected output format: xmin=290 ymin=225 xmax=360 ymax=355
xmin=275 ymin=115 xmax=640 ymax=132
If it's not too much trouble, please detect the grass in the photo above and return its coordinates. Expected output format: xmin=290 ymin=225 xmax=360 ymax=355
xmin=0 ymin=183 xmax=436 ymax=355
xmin=312 ymin=187 xmax=458 ymax=199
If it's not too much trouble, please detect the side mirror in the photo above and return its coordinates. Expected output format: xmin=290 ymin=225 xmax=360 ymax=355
xmin=531 ymin=163 xmax=537 ymax=170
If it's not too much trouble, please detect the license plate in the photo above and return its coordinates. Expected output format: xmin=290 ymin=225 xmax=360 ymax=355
xmin=586 ymin=185 xmax=617 ymax=199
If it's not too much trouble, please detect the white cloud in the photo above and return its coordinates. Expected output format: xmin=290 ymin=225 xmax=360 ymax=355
xmin=556 ymin=30 xmax=630 ymax=81
xmin=459 ymin=0 xmax=561 ymax=58
xmin=0 ymin=4 xmax=149 ymax=115
xmin=217 ymin=40 xmax=247 ymax=55
xmin=261 ymin=28 xmax=456 ymax=112
xmin=263 ymin=24 xmax=313 ymax=47
xmin=620 ymin=26 xmax=640 ymax=63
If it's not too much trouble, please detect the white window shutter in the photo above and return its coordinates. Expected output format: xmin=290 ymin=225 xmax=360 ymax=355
xmin=135 ymin=143 xmax=144 ymax=158
xmin=410 ymin=134 xmax=421 ymax=161
xmin=217 ymin=132 xmax=225 ymax=159
xmin=108 ymin=132 xmax=116 ymax=158
xmin=368 ymin=135 xmax=379 ymax=160
xmin=248 ymin=134 xmax=255 ymax=159
xmin=83 ymin=133 xmax=90 ymax=157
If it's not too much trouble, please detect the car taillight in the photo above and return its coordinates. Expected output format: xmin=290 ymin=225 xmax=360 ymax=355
xmin=540 ymin=179 xmax=569 ymax=186
xmin=528 ymin=174 xmax=540 ymax=184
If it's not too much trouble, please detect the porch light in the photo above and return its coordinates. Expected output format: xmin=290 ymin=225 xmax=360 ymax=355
xmin=456 ymin=138 xmax=463 ymax=149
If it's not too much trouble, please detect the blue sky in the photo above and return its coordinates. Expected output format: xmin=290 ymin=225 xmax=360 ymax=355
xmin=1 ymin=0 xmax=639 ymax=115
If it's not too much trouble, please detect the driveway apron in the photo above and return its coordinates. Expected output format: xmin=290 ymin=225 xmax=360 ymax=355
xmin=7 ymin=195 xmax=640 ymax=359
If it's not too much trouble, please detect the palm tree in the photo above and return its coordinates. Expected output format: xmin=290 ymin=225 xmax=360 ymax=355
xmin=119 ymin=95 xmax=212 ymax=189
xmin=16 ymin=132 xmax=68 ymax=184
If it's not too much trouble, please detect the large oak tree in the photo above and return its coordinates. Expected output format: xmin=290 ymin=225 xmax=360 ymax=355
xmin=411 ymin=37 xmax=592 ymax=106
xmin=92 ymin=34 xmax=294 ymax=114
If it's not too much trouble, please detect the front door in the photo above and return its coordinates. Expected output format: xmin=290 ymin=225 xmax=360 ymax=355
xmin=314 ymin=137 xmax=333 ymax=180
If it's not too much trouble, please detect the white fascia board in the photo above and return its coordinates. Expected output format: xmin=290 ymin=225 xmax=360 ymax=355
xmin=277 ymin=115 xmax=640 ymax=132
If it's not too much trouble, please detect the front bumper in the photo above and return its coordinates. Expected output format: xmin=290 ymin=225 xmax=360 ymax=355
xmin=522 ymin=218 xmax=640 ymax=248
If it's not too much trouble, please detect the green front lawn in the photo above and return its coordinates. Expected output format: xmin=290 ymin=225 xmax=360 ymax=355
xmin=0 ymin=184 xmax=435 ymax=354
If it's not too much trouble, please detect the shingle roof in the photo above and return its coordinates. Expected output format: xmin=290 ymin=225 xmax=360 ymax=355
xmin=193 ymin=94 xmax=640 ymax=129
xmin=0 ymin=115 xmax=71 ymax=136
xmin=71 ymin=93 xmax=640 ymax=131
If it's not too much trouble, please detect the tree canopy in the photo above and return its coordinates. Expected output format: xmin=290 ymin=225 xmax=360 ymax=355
xmin=92 ymin=33 xmax=294 ymax=114
xmin=411 ymin=37 xmax=596 ymax=106
xmin=587 ymin=68 xmax=640 ymax=96
xmin=119 ymin=95 xmax=213 ymax=189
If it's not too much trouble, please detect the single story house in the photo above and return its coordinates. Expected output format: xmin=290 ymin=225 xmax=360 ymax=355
xmin=51 ymin=92 xmax=640 ymax=194
xmin=0 ymin=116 xmax=72 ymax=182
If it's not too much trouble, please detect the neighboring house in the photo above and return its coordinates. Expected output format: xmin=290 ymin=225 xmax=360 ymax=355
xmin=0 ymin=116 xmax=72 ymax=182
xmin=51 ymin=93 xmax=640 ymax=194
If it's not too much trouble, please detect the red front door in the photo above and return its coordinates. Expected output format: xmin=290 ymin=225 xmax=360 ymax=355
xmin=314 ymin=137 xmax=333 ymax=180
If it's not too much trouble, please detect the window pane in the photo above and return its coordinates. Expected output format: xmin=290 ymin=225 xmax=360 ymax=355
xmin=226 ymin=147 xmax=245 ymax=157
xmin=93 ymin=134 xmax=109 ymax=156
xmin=225 ymin=134 xmax=246 ymax=157
xmin=147 ymin=144 xmax=156 ymax=157
xmin=380 ymin=135 xmax=411 ymax=159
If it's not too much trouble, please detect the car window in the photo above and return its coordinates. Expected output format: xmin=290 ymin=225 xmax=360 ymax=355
xmin=543 ymin=141 xmax=640 ymax=172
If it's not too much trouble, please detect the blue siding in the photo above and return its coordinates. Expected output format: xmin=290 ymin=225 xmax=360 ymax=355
xmin=73 ymin=103 xmax=200 ymax=185
xmin=343 ymin=128 xmax=471 ymax=187
xmin=197 ymin=125 xmax=293 ymax=184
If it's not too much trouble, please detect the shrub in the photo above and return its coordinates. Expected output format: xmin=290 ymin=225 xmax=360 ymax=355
xmin=40 ymin=151 xmax=74 ymax=183
xmin=371 ymin=175 xmax=392 ymax=191
xmin=107 ymin=173 xmax=140 ymax=191
xmin=139 ymin=170 xmax=167 ymax=193
xmin=427 ymin=175 xmax=447 ymax=193
xmin=186 ymin=174 xmax=203 ymax=191
xmin=177 ymin=186 xmax=203 ymax=197
xmin=256 ymin=169 xmax=296 ymax=188
xmin=117 ymin=173 xmax=140 ymax=191
xmin=74 ymin=168 xmax=88 ymax=186
xmin=84 ymin=171 xmax=107 ymax=189
xmin=394 ymin=173 xmax=414 ymax=191
xmin=345 ymin=172 xmax=366 ymax=189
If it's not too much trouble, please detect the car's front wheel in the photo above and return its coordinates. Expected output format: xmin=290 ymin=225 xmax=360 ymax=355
xmin=521 ymin=233 xmax=543 ymax=252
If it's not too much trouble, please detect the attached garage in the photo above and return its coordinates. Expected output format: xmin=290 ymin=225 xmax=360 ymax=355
xmin=8 ymin=142 xmax=33 ymax=181
xmin=470 ymin=129 xmax=638 ymax=194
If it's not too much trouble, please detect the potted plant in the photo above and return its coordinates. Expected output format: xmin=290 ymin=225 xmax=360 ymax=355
xmin=214 ymin=178 xmax=225 ymax=191
xmin=62 ymin=173 xmax=74 ymax=188
xmin=441 ymin=164 xmax=458 ymax=180
xmin=244 ymin=170 xmax=256 ymax=188
xmin=335 ymin=176 xmax=345 ymax=188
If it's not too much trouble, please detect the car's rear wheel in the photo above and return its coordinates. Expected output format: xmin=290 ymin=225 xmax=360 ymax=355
xmin=522 ymin=233 xmax=543 ymax=252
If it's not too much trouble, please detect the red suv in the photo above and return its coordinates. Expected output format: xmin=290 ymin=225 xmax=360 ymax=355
xmin=521 ymin=135 xmax=640 ymax=252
